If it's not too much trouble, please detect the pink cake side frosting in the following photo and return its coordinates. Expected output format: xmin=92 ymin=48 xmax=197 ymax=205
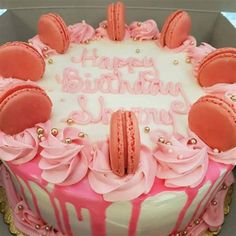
xmin=1 ymin=156 xmax=234 ymax=236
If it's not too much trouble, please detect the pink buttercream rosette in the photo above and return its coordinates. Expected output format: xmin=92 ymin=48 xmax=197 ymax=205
xmin=153 ymin=134 xmax=209 ymax=188
xmin=95 ymin=20 xmax=130 ymax=40
xmin=68 ymin=22 xmax=95 ymax=43
xmin=88 ymin=141 xmax=157 ymax=202
xmin=129 ymin=19 xmax=160 ymax=41
xmin=0 ymin=127 xmax=39 ymax=165
xmin=39 ymin=127 xmax=90 ymax=186
xmin=188 ymin=130 xmax=236 ymax=166
xmin=187 ymin=42 xmax=215 ymax=77
xmin=29 ymin=35 xmax=57 ymax=57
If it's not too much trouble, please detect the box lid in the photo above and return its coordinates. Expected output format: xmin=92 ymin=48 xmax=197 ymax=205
xmin=0 ymin=0 xmax=235 ymax=12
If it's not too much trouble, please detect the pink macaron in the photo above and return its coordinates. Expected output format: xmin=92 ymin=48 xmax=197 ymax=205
xmin=160 ymin=10 xmax=191 ymax=49
xmin=188 ymin=94 xmax=236 ymax=151
xmin=197 ymin=48 xmax=236 ymax=87
xmin=38 ymin=13 xmax=70 ymax=54
xmin=107 ymin=1 xmax=126 ymax=41
xmin=0 ymin=83 xmax=52 ymax=135
xmin=109 ymin=110 xmax=140 ymax=177
xmin=0 ymin=42 xmax=45 ymax=81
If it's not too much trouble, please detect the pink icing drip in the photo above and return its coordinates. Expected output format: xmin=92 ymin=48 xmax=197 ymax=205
xmin=129 ymin=20 xmax=160 ymax=41
xmin=0 ymin=164 xmax=64 ymax=236
xmin=68 ymin=22 xmax=95 ymax=44
xmin=184 ymin=172 xmax=234 ymax=235
xmin=128 ymin=200 xmax=142 ymax=236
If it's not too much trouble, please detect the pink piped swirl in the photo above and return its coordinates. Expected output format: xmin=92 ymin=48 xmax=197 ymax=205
xmin=88 ymin=141 xmax=157 ymax=202
xmin=29 ymin=35 xmax=57 ymax=57
xmin=187 ymin=42 xmax=215 ymax=77
xmin=0 ymin=78 xmax=25 ymax=92
xmin=61 ymin=67 xmax=83 ymax=93
xmin=68 ymin=22 xmax=95 ymax=43
xmin=14 ymin=201 xmax=64 ymax=236
xmin=153 ymin=135 xmax=209 ymax=188
xmin=188 ymin=130 xmax=236 ymax=166
xmin=39 ymin=127 xmax=90 ymax=186
xmin=0 ymin=128 xmax=39 ymax=165
xmin=129 ymin=20 xmax=160 ymax=41
xmin=95 ymin=21 xmax=109 ymax=39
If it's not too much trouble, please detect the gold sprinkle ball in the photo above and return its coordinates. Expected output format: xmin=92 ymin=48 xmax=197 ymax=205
xmin=185 ymin=58 xmax=191 ymax=63
xmin=211 ymin=200 xmax=217 ymax=205
xmin=136 ymin=48 xmax=140 ymax=53
xmin=35 ymin=224 xmax=40 ymax=230
xmin=48 ymin=58 xmax=53 ymax=64
xmin=18 ymin=205 xmax=24 ymax=210
xmin=173 ymin=59 xmax=179 ymax=65
xmin=230 ymin=95 xmax=236 ymax=102
xmin=137 ymin=22 xmax=142 ymax=27
xmin=182 ymin=230 xmax=188 ymax=235
xmin=51 ymin=128 xmax=59 ymax=136
xmin=82 ymin=20 xmax=86 ymax=24
xmin=65 ymin=138 xmax=72 ymax=144
xmin=45 ymin=225 xmax=51 ymax=231
xmin=213 ymin=148 xmax=220 ymax=154
xmin=194 ymin=219 xmax=200 ymax=225
xmin=67 ymin=118 xmax=74 ymax=125
xmin=188 ymin=138 xmax=197 ymax=145
xmin=144 ymin=126 xmax=150 ymax=133
xmin=222 ymin=184 xmax=228 ymax=190
xmin=37 ymin=127 xmax=44 ymax=135
xmin=43 ymin=46 xmax=48 ymax=51
xmin=158 ymin=137 xmax=165 ymax=143
xmin=78 ymin=132 xmax=86 ymax=138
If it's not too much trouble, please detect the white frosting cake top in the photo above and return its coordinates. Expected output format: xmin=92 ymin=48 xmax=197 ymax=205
xmin=37 ymin=39 xmax=204 ymax=147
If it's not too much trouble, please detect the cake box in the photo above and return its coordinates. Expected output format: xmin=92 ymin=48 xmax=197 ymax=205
xmin=0 ymin=1 xmax=235 ymax=236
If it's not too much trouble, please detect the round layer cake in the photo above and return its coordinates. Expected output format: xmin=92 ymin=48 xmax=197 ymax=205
xmin=0 ymin=2 xmax=236 ymax=236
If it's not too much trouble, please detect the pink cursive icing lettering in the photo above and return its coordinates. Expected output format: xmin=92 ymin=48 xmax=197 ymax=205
xmin=69 ymin=95 xmax=190 ymax=127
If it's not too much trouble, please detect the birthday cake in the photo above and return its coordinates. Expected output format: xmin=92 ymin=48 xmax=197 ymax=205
xmin=0 ymin=2 xmax=235 ymax=236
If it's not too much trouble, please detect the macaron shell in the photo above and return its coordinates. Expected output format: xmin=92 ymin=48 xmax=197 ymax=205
xmin=115 ymin=1 xmax=125 ymax=41
xmin=160 ymin=10 xmax=182 ymax=47
xmin=188 ymin=95 xmax=236 ymax=151
xmin=125 ymin=111 xmax=140 ymax=174
xmin=198 ymin=48 xmax=236 ymax=87
xmin=0 ymin=42 xmax=45 ymax=81
xmin=107 ymin=2 xmax=125 ymax=41
xmin=0 ymin=84 xmax=52 ymax=135
xmin=107 ymin=3 xmax=116 ymax=41
xmin=109 ymin=110 xmax=140 ymax=176
xmin=160 ymin=10 xmax=191 ymax=49
xmin=38 ymin=13 xmax=69 ymax=54
xmin=109 ymin=110 xmax=125 ymax=176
